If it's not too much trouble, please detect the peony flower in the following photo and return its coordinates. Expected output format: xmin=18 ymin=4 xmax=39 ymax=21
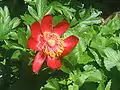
xmin=27 ymin=15 xmax=79 ymax=72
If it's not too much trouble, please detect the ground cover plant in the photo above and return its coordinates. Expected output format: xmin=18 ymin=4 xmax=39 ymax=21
xmin=0 ymin=0 xmax=120 ymax=90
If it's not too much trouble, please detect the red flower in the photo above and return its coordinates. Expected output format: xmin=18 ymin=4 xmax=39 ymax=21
xmin=27 ymin=15 xmax=79 ymax=72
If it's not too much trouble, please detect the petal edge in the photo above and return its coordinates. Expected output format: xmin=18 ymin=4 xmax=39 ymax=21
xmin=41 ymin=15 xmax=52 ymax=33
xmin=30 ymin=21 xmax=41 ymax=38
xmin=32 ymin=51 xmax=46 ymax=72
xmin=62 ymin=35 xmax=79 ymax=56
xmin=53 ymin=20 xmax=70 ymax=36
xmin=47 ymin=56 xmax=62 ymax=69
xmin=27 ymin=36 xmax=39 ymax=51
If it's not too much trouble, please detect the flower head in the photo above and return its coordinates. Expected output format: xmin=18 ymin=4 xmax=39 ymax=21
xmin=27 ymin=15 xmax=79 ymax=72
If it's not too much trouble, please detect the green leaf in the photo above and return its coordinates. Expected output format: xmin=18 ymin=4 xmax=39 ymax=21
xmin=9 ymin=17 xmax=21 ymax=29
xmin=28 ymin=5 xmax=39 ymax=20
xmin=53 ymin=6 xmax=63 ymax=14
xmin=111 ymin=35 xmax=120 ymax=44
xmin=90 ymin=35 xmax=107 ymax=55
xmin=4 ymin=6 xmax=9 ymax=18
xmin=43 ymin=78 xmax=60 ymax=90
xmin=100 ymin=14 xmax=120 ymax=35
xmin=0 ymin=24 xmax=6 ymax=40
xmin=97 ymin=83 xmax=105 ymax=90
xmin=69 ymin=65 xmax=104 ymax=87
xmin=21 ymin=14 xmax=36 ymax=25
xmin=47 ymin=1 xmax=74 ymax=19
xmin=52 ymin=15 xmax=64 ymax=26
xmin=105 ymin=80 xmax=111 ymax=90
xmin=59 ymin=79 xmax=66 ymax=85
xmin=103 ymin=47 xmax=120 ymax=71
xmin=78 ymin=8 xmax=102 ymax=26
xmin=89 ymin=48 xmax=102 ymax=67
xmin=78 ymin=52 xmax=94 ymax=64
xmin=64 ymin=42 xmax=81 ymax=65
xmin=36 ymin=0 xmax=47 ymax=19
xmin=11 ymin=50 xmax=21 ymax=60
xmin=3 ymin=40 xmax=23 ymax=50
xmin=83 ymin=65 xmax=104 ymax=83
xmin=69 ymin=69 xmax=85 ymax=87
xmin=62 ymin=6 xmax=74 ymax=19
xmin=26 ymin=25 xmax=32 ymax=38
xmin=17 ymin=28 xmax=27 ymax=48
xmin=0 ymin=6 xmax=20 ymax=40
xmin=60 ymin=61 xmax=71 ymax=74
xmin=8 ymin=32 xmax=18 ymax=40
xmin=63 ymin=27 xmax=95 ymax=65
xmin=68 ymin=84 xmax=79 ymax=90
xmin=43 ymin=6 xmax=53 ymax=15
xmin=0 ymin=7 xmax=4 ymax=17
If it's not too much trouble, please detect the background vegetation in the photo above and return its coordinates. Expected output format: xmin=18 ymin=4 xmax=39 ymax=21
xmin=0 ymin=0 xmax=120 ymax=90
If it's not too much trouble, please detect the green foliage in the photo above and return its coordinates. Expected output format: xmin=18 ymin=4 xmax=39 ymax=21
xmin=42 ymin=78 xmax=60 ymax=90
xmin=0 ymin=6 xmax=20 ymax=40
xmin=104 ymin=48 xmax=120 ymax=71
xmin=0 ymin=0 xmax=120 ymax=90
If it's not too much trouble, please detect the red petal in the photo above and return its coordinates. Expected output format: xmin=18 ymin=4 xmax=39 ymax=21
xmin=41 ymin=15 xmax=52 ymax=33
xmin=31 ymin=21 xmax=41 ymax=38
xmin=27 ymin=36 xmax=39 ymax=50
xmin=47 ymin=56 xmax=62 ymax=69
xmin=32 ymin=51 xmax=46 ymax=72
xmin=62 ymin=35 xmax=79 ymax=56
xmin=53 ymin=20 xmax=69 ymax=36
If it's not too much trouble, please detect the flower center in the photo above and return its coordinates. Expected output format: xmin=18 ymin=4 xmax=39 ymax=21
xmin=48 ymin=39 xmax=56 ymax=47
xmin=41 ymin=32 xmax=64 ymax=57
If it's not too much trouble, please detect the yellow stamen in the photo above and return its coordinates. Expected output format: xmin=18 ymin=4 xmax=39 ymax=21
xmin=42 ymin=32 xmax=64 ymax=58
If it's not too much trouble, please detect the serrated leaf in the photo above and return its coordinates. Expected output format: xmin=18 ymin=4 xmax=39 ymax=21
xmin=97 ymin=83 xmax=105 ymax=90
xmin=78 ymin=8 xmax=102 ymax=26
xmin=111 ymin=35 xmax=120 ymax=44
xmin=59 ymin=79 xmax=66 ymax=85
xmin=4 ymin=16 xmax=11 ymax=25
xmin=49 ymin=1 xmax=62 ymax=14
xmin=83 ymin=65 xmax=104 ymax=83
xmin=69 ymin=65 xmax=104 ymax=87
xmin=89 ymin=48 xmax=102 ymax=67
xmin=90 ymin=35 xmax=107 ymax=55
xmin=44 ymin=6 xmax=53 ymax=15
xmin=8 ymin=32 xmax=18 ymax=40
xmin=104 ymin=48 xmax=120 ymax=71
xmin=43 ymin=78 xmax=60 ymax=90
xmin=100 ymin=14 xmax=120 ymax=35
xmin=78 ymin=52 xmax=94 ymax=64
xmin=0 ymin=7 xmax=4 ymax=17
xmin=0 ymin=6 xmax=20 ymax=40
xmin=63 ymin=28 xmax=94 ymax=65
xmin=0 ymin=23 xmax=9 ymax=40
xmin=9 ymin=17 xmax=20 ymax=29
xmin=69 ymin=69 xmax=84 ymax=86
xmin=17 ymin=28 xmax=27 ymax=48
xmin=21 ymin=14 xmax=36 ymax=25
xmin=0 ymin=24 xmax=5 ymax=40
xmin=62 ymin=6 xmax=73 ymax=19
xmin=11 ymin=50 xmax=21 ymax=60
xmin=68 ymin=84 xmax=79 ymax=90
xmin=4 ymin=6 xmax=9 ymax=18
xmin=28 ymin=5 xmax=39 ymax=20
xmin=105 ymin=80 xmax=111 ymax=90
xmin=60 ymin=61 xmax=71 ymax=74
xmin=3 ymin=40 xmax=23 ymax=50
xmin=54 ymin=6 xmax=63 ymax=14
xmin=36 ymin=0 xmax=47 ymax=19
